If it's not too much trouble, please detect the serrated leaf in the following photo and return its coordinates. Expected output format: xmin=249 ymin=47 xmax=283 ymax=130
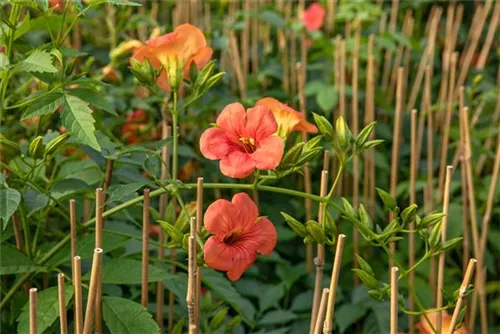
xmin=17 ymin=285 xmax=74 ymax=334
xmin=60 ymin=95 xmax=101 ymax=151
xmin=18 ymin=49 xmax=57 ymax=73
xmin=83 ymin=258 xmax=167 ymax=284
xmin=106 ymin=182 xmax=145 ymax=204
xmin=21 ymin=92 xmax=64 ymax=120
xmin=67 ymin=88 xmax=117 ymax=116
xmin=0 ymin=245 xmax=39 ymax=275
xmin=0 ymin=188 xmax=21 ymax=229
xmin=102 ymin=297 xmax=160 ymax=334
xmin=202 ymin=268 xmax=256 ymax=326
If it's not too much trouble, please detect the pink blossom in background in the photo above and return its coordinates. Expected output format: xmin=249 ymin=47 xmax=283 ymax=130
xmin=302 ymin=3 xmax=326 ymax=31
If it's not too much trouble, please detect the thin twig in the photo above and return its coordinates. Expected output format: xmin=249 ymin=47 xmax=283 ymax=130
xmin=323 ymin=234 xmax=346 ymax=334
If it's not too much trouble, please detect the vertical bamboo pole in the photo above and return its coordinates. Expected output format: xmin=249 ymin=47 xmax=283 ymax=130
xmin=416 ymin=65 xmax=431 ymax=170
xmin=309 ymin=170 xmax=329 ymax=334
xmin=58 ymin=274 xmax=68 ymax=334
xmin=228 ymin=31 xmax=247 ymax=100
xmin=241 ymin=0 xmax=250 ymax=84
xmin=364 ymin=35 xmax=376 ymax=217
xmin=141 ymin=189 xmax=150 ymax=308
xmin=12 ymin=213 xmax=23 ymax=251
xmin=289 ymin=1 xmax=297 ymax=99
xmin=195 ymin=177 xmax=203 ymax=333
xmin=381 ymin=0 xmax=400 ymax=91
xmin=449 ymin=259 xmax=477 ymax=334
xmin=186 ymin=217 xmax=197 ymax=334
xmin=69 ymin=200 xmax=77 ymax=271
xmin=436 ymin=166 xmax=453 ymax=333
xmin=313 ymin=288 xmax=329 ymax=334
xmin=83 ymin=248 xmax=103 ymax=334
xmin=437 ymin=53 xmax=457 ymax=203
xmin=278 ymin=0 xmax=289 ymax=93
xmin=156 ymin=124 xmax=170 ymax=328
xmin=94 ymin=189 xmax=104 ymax=334
xmin=29 ymin=288 xmax=37 ymax=334
xmin=408 ymin=109 xmax=417 ymax=334
xmin=325 ymin=0 xmax=337 ymax=35
xmin=390 ymin=267 xmax=399 ymax=334
xmin=251 ymin=0 xmax=259 ymax=76
xmin=389 ymin=68 xmax=404 ymax=261
xmin=476 ymin=2 xmax=500 ymax=70
xmin=73 ymin=256 xmax=83 ymax=334
xmin=323 ymin=234 xmax=347 ymax=334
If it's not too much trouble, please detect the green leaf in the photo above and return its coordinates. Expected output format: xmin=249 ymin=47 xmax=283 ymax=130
xmin=106 ymin=183 xmax=146 ymax=204
xmin=60 ymin=95 xmax=101 ymax=151
xmin=335 ymin=304 xmax=368 ymax=333
xmin=259 ymin=309 xmax=297 ymax=325
xmin=17 ymin=285 xmax=74 ymax=334
xmin=0 ymin=53 xmax=10 ymax=70
xmin=375 ymin=188 xmax=397 ymax=212
xmin=23 ymin=189 xmax=49 ymax=216
xmin=0 ymin=188 xmax=21 ymax=229
xmin=46 ymin=231 xmax=131 ymax=267
xmin=202 ymin=268 xmax=256 ymax=326
xmin=259 ymin=284 xmax=285 ymax=312
xmin=258 ymin=10 xmax=285 ymax=28
xmin=352 ymin=269 xmax=378 ymax=289
xmin=21 ymin=92 xmax=64 ymax=120
xmin=67 ymin=88 xmax=117 ymax=116
xmin=84 ymin=258 xmax=167 ymax=284
xmin=17 ymin=49 xmax=57 ymax=73
xmin=0 ymin=245 xmax=39 ymax=275
xmin=50 ymin=178 xmax=89 ymax=200
xmin=316 ymin=84 xmax=338 ymax=115
xmin=102 ymin=297 xmax=160 ymax=334
xmin=163 ymin=272 xmax=188 ymax=307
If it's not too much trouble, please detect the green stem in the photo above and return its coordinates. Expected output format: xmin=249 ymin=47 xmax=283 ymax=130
xmin=172 ymin=92 xmax=179 ymax=181
xmin=56 ymin=1 xmax=71 ymax=44
xmin=5 ymin=85 xmax=63 ymax=110
xmin=325 ymin=164 xmax=344 ymax=201
xmin=6 ymin=4 xmax=21 ymax=61
xmin=18 ymin=206 xmax=32 ymax=258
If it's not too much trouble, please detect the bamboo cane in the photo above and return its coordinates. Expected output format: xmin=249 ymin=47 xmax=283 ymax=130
xmin=195 ymin=177 xmax=203 ymax=333
xmin=323 ymin=234 xmax=347 ymax=334
xmin=74 ymin=256 xmax=83 ymax=334
xmin=313 ymin=288 xmax=329 ymax=334
xmin=381 ymin=0 xmax=400 ymax=91
xmin=186 ymin=217 xmax=197 ymax=334
xmin=29 ymin=288 xmax=37 ymax=334
xmin=58 ymin=274 xmax=68 ymax=334
xmin=449 ymin=259 xmax=477 ymax=334
xmin=475 ymin=2 xmax=500 ymax=70
xmin=364 ymin=35 xmax=376 ymax=218
xmin=95 ymin=189 xmax=104 ymax=334
xmin=141 ymin=189 xmax=150 ymax=308
xmin=325 ymin=0 xmax=337 ymax=35
xmin=409 ymin=109 xmax=417 ymax=334
xmin=83 ymin=248 xmax=103 ymax=334
xmin=352 ymin=26 xmax=360 ymax=282
xmin=390 ymin=267 xmax=399 ymax=334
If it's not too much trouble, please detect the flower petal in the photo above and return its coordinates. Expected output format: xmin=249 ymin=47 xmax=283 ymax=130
xmin=220 ymin=151 xmax=255 ymax=179
xmin=189 ymin=46 xmax=214 ymax=70
xmin=231 ymin=193 xmax=259 ymax=228
xmin=245 ymin=105 xmax=278 ymax=141
xmin=204 ymin=198 xmax=240 ymax=236
xmin=216 ymin=102 xmax=246 ymax=138
xmin=226 ymin=245 xmax=257 ymax=281
xmin=200 ymin=127 xmax=236 ymax=160
xmin=293 ymin=118 xmax=318 ymax=134
xmin=245 ymin=217 xmax=277 ymax=256
xmin=203 ymin=237 xmax=233 ymax=271
xmin=250 ymin=136 xmax=284 ymax=170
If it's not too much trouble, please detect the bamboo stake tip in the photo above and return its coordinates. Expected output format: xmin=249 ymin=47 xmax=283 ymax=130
xmin=96 ymin=188 xmax=103 ymax=193
xmin=197 ymin=177 xmax=204 ymax=183
xmin=338 ymin=234 xmax=346 ymax=240
xmin=69 ymin=199 xmax=75 ymax=204
xmin=411 ymin=109 xmax=418 ymax=114
xmin=74 ymin=255 xmax=81 ymax=261
xmin=58 ymin=273 xmax=65 ymax=279
xmin=29 ymin=288 xmax=37 ymax=293
xmin=94 ymin=248 xmax=103 ymax=254
xmin=392 ymin=267 xmax=399 ymax=273
xmin=470 ymin=258 xmax=478 ymax=264
xmin=144 ymin=188 xmax=151 ymax=195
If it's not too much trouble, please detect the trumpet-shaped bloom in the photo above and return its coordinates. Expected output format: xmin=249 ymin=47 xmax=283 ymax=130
xmin=131 ymin=24 xmax=213 ymax=91
xmin=415 ymin=311 xmax=468 ymax=334
xmin=203 ymin=193 xmax=277 ymax=281
xmin=256 ymin=97 xmax=318 ymax=137
xmin=200 ymin=102 xmax=284 ymax=179
xmin=302 ymin=3 xmax=326 ymax=31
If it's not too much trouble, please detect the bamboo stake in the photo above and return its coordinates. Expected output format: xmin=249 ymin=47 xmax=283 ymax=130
xmin=325 ymin=0 xmax=337 ymax=35
xmin=186 ymin=217 xmax=197 ymax=334
xmin=381 ymin=0 xmax=400 ymax=91
xmin=12 ymin=212 xmax=23 ymax=252
xmin=95 ymin=189 xmax=104 ymax=334
xmin=339 ymin=39 xmax=346 ymax=119
xmin=241 ymin=0 xmax=250 ymax=83
xmin=437 ymin=53 xmax=457 ymax=203
xmin=406 ymin=7 xmax=442 ymax=114
xmin=476 ymin=2 xmax=500 ymax=70
xmin=73 ymin=256 xmax=83 ymax=334
xmin=323 ymin=234 xmax=346 ymax=334
xmin=289 ymin=0 xmax=297 ymax=99
xmin=449 ymin=259 xmax=477 ymax=334
xmin=436 ymin=166 xmax=453 ymax=333
xmin=309 ymin=170 xmax=329 ymax=334
xmin=389 ymin=68 xmax=404 ymax=261
xmin=70 ymin=199 xmax=77 ymax=277
xmin=141 ymin=189 xmax=150 ymax=308
xmin=251 ymin=0 xmax=258 ymax=75
xmin=454 ymin=6 xmax=487 ymax=98
xmin=425 ymin=67 xmax=434 ymax=214
xmin=156 ymin=124 xmax=170 ymax=328
xmin=390 ymin=267 xmax=399 ymax=334
xmin=415 ymin=65 xmax=431 ymax=171
xmin=313 ymin=288 xmax=329 ymax=334
xmin=352 ymin=36 xmax=360 ymax=284
xmin=297 ymin=61 xmax=314 ymax=275
xmin=58 ymin=274 xmax=68 ymax=334
xmin=29 ymin=288 xmax=37 ymax=334
xmin=83 ymin=248 xmax=103 ymax=334
xmin=408 ymin=109 xmax=417 ymax=334
xmin=228 ymin=31 xmax=247 ymax=100
xmin=195 ymin=177 xmax=203 ymax=332
xmin=364 ymin=35 xmax=376 ymax=217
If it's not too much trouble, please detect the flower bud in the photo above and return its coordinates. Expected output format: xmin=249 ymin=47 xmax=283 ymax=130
xmin=429 ymin=223 xmax=442 ymax=249
xmin=209 ymin=307 xmax=228 ymax=330
xmin=281 ymin=212 xmax=308 ymax=237
xmin=358 ymin=204 xmax=373 ymax=230
xmin=29 ymin=136 xmax=45 ymax=159
xmin=280 ymin=142 xmax=304 ymax=168
xmin=158 ymin=220 xmax=183 ymax=244
xmin=401 ymin=204 xmax=418 ymax=225
xmin=312 ymin=113 xmax=333 ymax=141
xmin=335 ymin=116 xmax=351 ymax=149
xmin=355 ymin=121 xmax=376 ymax=149
xmin=45 ymin=133 xmax=70 ymax=156
xmin=130 ymin=58 xmax=155 ymax=87
xmin=306 ymin=220 xmax=326 ymax=244
xmin=375 ymin=188 xmax=397 ymax=212
xmin=352 ymin=269 xmax=378 ymax=289
xmin=418 ymin=212 xmax=445 ymax=229
xmin=0 ymin=135 xmax=21 ymax=158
